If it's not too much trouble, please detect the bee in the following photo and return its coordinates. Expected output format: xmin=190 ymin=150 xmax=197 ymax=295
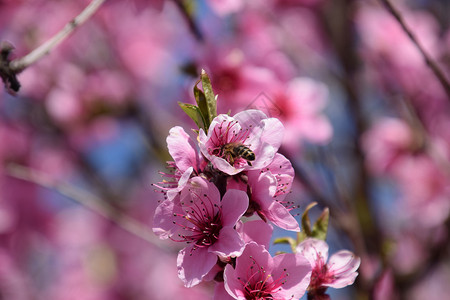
xmin=222 ymin=142 xmax=255 ymax=166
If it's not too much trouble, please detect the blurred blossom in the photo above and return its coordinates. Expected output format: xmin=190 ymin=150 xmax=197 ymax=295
xmin=373 ymin=269 xmax=398 ymax=300
xmin=407 ymin=264 xmax=450 ymax=300
xmin=362 ymin=117 xmax=415 ymax=175
xmin=0 ymin=250 xmax=31 ymax=300
xmin=207 ymin=0 xmax=244 ymax=16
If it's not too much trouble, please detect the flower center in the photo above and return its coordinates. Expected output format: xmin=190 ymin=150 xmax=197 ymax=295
xmin=208 ymin=119 xmax=253 ymax=166
xmin=309 ymin=257 xmax=334 ymax=291
xmin=171 ymin=191 xmax=223 ymax=251
xmin=237 ymin=257 xmax=290 ymax=300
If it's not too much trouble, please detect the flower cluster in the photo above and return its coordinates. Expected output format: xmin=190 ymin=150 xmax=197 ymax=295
xmin=152 ymin=82 xmax=360 ymax=299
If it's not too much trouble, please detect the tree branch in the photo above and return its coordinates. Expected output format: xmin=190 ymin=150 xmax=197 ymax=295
xmin=5 ymin=163 xmax=166 ymax=249
xmin=9 ymin=0 xmax=106 ymax=73
xmin=379 ymin=0 xmax=450 ymax=100
xmin=0 ymin=0 xmax=106 ymax=93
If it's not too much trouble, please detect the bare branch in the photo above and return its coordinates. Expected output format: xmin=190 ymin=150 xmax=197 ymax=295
xmin=379 ymin=0 xmax=450 ymax=100
xmin=5 ymin=163 xmax=166 ymax=250
xmin=8 ymin=0 xmax=106 ymax=73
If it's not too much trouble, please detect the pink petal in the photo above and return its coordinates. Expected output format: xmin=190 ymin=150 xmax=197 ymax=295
xmin=166 ymin=167 xmax=193 ymax=200
xmin=221 ymin=189 xmax=249 ymax=226
xmin=214 ymin=282 xmax=236 ymax=300
xmin=180 ymin=177 xmax=221 ymax=207
xmin=296 ymin=238 xmax=329 ymax=266
xmin=325 ymin=250 xmax=361 ymax=288
xmin=234 ymin=109 xmax=268 ymax=130
xmin=236 ymin=220 xmax=273 ymax=249
xmin=167 ymin=126 xmax=198 ymax=172
xmin=152 ymin=199 xmax=180 ymax=239
xmin=236 ymin=242 xmax=273 ymax=276
xmin=264 ymin=201 xmax=300 ymax=232
xmin=224 ymin=242 xmax=274 ymax=299
xmin=250 ymin=172 xmax=277 ymax=198
xmin=271 ymin=253 xmax=312 ymax=299
xmin=211 ymin=155 xmax=244 ymax=175
xmin=260 ymin=117 xmax=284 ymax=152
xmin=177 ymin=246 xmax=218 ymax=288
xmin=223 ymin=265 xmax=245 ymax=299
xmin=267 ymin=153 xmax=294 ymax=178
xmin=209 ymin=226 xmax=245 ymax=257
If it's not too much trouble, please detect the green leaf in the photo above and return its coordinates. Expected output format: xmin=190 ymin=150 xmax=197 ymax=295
xmin=297 ymin=231 xmax=307 ymax=244
xmin=178 ymin=102 xmax=206 ymax=131
xmin=298 ymin=202 xmax=330 ymax=243
xmin=194 ymin=80 xmax=208 ymax=126
xmin=200 ymin=69 xmax=217 ymax=125
xmin=311 ymin=207 xmax=329 ymax=240
xmin=301 ymin=202 xmax=317 ymax=238
xmin=273 ymin=237 xmax=297 ymax=253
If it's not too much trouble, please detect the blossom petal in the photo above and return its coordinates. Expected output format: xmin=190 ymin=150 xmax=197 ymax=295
xmin=260 ymin=117 xmax=284 ymax=152
xmin=236 ymin=220 xmax=273 ymax=249
xmin=223 ymin=264 xmax=246 ymax=300
xmin=214 ymin=282 xmax=236 ymax=300
xmin=296 ymin=238 xmax=329 ymax=266
xmin=267 ymin=153 xmax=294 ymax=178
xmin=271 ymin=253 xmax=312 ymax=300
xmin=250 ymin=171 xmax=277 ymax=198
xmin=167 ymin=126 xmax=198 ymax=172
xmin=325 ymin=250 xmax=361 ymax=288
xmin=177 ymin=246 xmax=218 ymax=288
xmin=221 ymin=189 xmax=249 ymax=226
xmin=209 ymin=226 xmax=245 ymax=257
xmin=224 ymin=242 xmax=273 ymax=299
xmin=180 ymin=177 xmax=221 ymax=207
xmin=166 ymin=167 xmax=193 ymax=200
xmin=264 ymin=201 xmax=300 ymax=231
xmin=152 ymin=199 xmax=180 ymax=239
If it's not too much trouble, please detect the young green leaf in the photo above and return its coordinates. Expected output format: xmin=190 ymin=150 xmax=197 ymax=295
xmin=178 ymin=102 xmax=206 ymax=131
xmin=273 ymin=237 xmax=297 ymax=253
xmin=311 ymin=207 xmax=329 ymax=241
xmin=194 ymin=80 xmax=209 ymax=127
xmin=301 ymin=202 xmax=317 ymax=238
xmin=200 ymin=69 xmax=217 ymax=124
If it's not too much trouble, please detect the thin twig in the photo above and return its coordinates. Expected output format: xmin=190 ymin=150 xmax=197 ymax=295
xmin=9 ymin=0 xmax=106 ymax=73
xmin=172 ymin=0 xmax=204 ymax=41
xmin=5 ymin=163 xmax=166 ymax=249
xmin=379 ymin=0 xmax=450 ymax=100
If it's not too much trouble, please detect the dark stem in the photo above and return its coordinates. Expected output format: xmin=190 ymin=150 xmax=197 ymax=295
xmin=379 ymin=0 xmax=450 ymax=100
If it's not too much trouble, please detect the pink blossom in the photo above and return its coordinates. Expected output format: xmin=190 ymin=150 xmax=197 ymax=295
xmin=229 ymin=153 xmax=300 ymax=231
xmin=390 ymin=154 xmax=450 ymax=227
xmin=296 ymin=238 xmax=360 ymax=293
xmin=199 ymin=110 xmax=284 ymax=175
xmin=224 ymin=242 xmax=312 ymax=299
xmin=153 ymin=177 xmax=249 ymax=287
xmin=276 ymin=77 xmax=332 ymax=148
xmin=236 ymin=220 xmax=273 ymax=249
xmin=238 ymin=77 xmax=332 ymax=152
xmin=153 ymin=126 xmax=205 ymax=200
xmin=361 ymin=117 xmax=414 ymax=174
